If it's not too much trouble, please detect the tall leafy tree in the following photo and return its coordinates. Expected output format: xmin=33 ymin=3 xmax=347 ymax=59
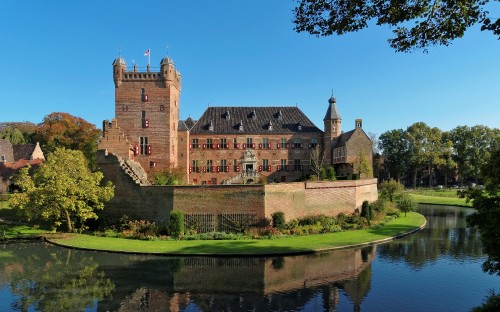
xmin=33 ymin=112 xmax=101 ymax=169
xmin=10 ymin=148 xmax=114 ymax=232
xmin=439 ymin=132 xmax=457 ymax=186
xmin=293 ymin=0 xmax=500 ymax=52
xmin=0 ymin=126 xmax=26 ymax=145
xmin=379 ymin=129 xmax=408 ymax=182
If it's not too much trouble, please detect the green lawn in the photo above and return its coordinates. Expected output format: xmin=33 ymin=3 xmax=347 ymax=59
xmin=47 ymin=212 xmax=425 ymax=255
xmin=408 ymin=193 xmax=472 ymax=207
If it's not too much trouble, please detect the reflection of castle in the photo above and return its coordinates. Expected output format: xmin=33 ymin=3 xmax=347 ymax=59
xmin=100 ymin=55 xmax=373 ymax=184
xmin=98 ymin=246 xmax=376 ymax=311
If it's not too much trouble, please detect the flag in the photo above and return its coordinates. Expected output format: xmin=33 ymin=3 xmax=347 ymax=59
xmin=144 ymin=49 xmax=150 ymax=56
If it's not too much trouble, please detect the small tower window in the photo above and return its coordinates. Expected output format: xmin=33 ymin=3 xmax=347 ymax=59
xmin=297 ymin=123 xmax=302 ymax=131
xmin=276 ymin=110 xmax=283 ymax=119
xmin=268 ymin=121 xmax=273 ymax=131
xmin=208 ymin=120 xmax=214 ymax=131
xmin=238 ymin=120 xmax=244 ymax=131
xmin=224 ymin=111 xmax=230 ymax=120
xmin=141 ymin=88 xmax=148 ymax=102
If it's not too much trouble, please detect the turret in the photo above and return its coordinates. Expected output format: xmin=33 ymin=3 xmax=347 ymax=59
xmin=323 ymin=95 xmax=342 ymax=141
xmin=160 ymin=56 xmax=181 ymax=90
xmin=112 ymin=57 xmax=127 ymax=87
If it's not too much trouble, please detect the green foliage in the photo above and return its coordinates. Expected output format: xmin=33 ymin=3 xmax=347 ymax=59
xmin=9 ymin=148 xmax=114 ymax=232
xmin=379 ymin=179 xmax=404 ymax=202
xmin=293 ymin=0 xmax=499 ymax=52
xmin=168 ymin=211 xmax=185 ymax=238
xmin=353 ymin=150 xmax=372 ymax=178
xmin=396 ymin=193 xmax=417 ymax=217
xmin=0 ymin=126 xmax=26 ymax=145
xmin=321 ymin=166 xmax=336 ymax=181
xmin=466 ymin=146 xmax=500 ymax=275
xmin=272 ymin=211 xmax=285 ymax=229
xmin=361 ymin=200 xmax=372 ymax=224
xmin=379 ymin=129 xmax=408 ymax=181
xmin=471 ymin=290 xmax=500 ymax=312
xmin=149 ymin=167 xmax=184 ymax=185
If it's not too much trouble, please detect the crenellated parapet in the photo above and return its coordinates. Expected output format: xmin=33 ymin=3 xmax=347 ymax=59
xmin=113 ymin=57 xmax=181 ymax=90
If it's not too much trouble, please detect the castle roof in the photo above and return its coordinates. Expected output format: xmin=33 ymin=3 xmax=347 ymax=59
xmin=324 ymin=99 xmax=341 ymax=121
xmin=112 ymin=57 xmax=126 ymax=66
xmin=13 ymin=144 xmax=36 ymax=161
xmin=0 ymin=139 xmax=14 ymax=162
xmin=190 ymin=106 xmax=322 ymax=134
xmin=331 ymin=130 xmax=355 ymax=148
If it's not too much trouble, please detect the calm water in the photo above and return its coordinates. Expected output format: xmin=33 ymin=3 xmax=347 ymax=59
xmin=0 ymin=205 xmax=498 ymax=312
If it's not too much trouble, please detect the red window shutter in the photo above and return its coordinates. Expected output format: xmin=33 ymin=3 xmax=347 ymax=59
xmin=203 ymin=166 xmax=206 ymax=172
xmin=143 ymin=94 xmax=148 ymax=102
xmin=243 ymin=143 xmax=246 ymax=149
xmin=258 ymin=165 xmax=262 ymax=172
xmin=226 ymin=166 xmax=229 ymax=172
xmin=237 ymin=143 xmax=240 ymax=149
xmin=277 ymin=143 xmax=280 ymax=149
xmin=236 ymin=166 xmax=240 ymax=172
xmin=203 ymin=144 xmax=206 ymax=149
xmin=189 ymin=144 xmax=192 ymax=149
xmin=267 ymin=165 xmax=271 ymax=172
xmin=216 ymin=166 xmax=220 ymax=172
xmin=217 ymin=144 xmax=220 ymax=149
xmin=277 ymin=165 xmax=281 ymax=171
xmin=145 ymin=119 xmax=149 ymax=128
xmin=134 ymin=145 xmax=139 ymax=156
xmin=259 ymin=143 xmax=262 ymax=149
xmin=189 ymin=167 xmax=192 ymax=173
xmin=268 ymin=143 xmax=271 ymax=149
xmin=252 ymin=143 xmax=255 ymax=149
xmin=286 ymin=143 xmax=290 ymax=149
xmin=147 ymin=145 xmax=152 ymax=155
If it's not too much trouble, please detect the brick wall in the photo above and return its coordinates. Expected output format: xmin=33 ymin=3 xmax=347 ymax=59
xmin=97 ymin=152 xmax=378 ymax=231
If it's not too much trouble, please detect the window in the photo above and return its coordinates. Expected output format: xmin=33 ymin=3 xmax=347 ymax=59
xmin=262 ymin=138 xmax=269 ymax=149
xmin=141 ymin=88 xmax=148 ymax=102
xmin=233 ymin=159 xmax=238 ymax=172
xmin=233 ymin=138 xmax=238 ymax=149
xmin=221 ymin=159 xmax=227 ymax=172
xmin=207 ymin=160 xmax=213 ymax=172
xmin=220 ymin=138 xmax=227 ymax=149
xmin=263 ymin=159 xmax=269 ymax=168
xmin=192 ymin=138 xmax=199 ymax=149
xmin=142 ymin=111 xmax=149 ymax=128
xmin=280 ymin=138 xmax=287 ymax=148
xmin=280 ymin=159 xmax=287 ymax=171
xmin=293 ymin=159 xmax=301 ymax=171
xmin=0 ymin=155 xmax=5 ymax=163
xmin=192 ymin=160 xmax=199 ymax=172
xmin=311 ymin=138 xmax=318 ymax=148
xmin=246 ymin=138 xmax=253 ymax=148
xmin=294 ymin=138 xmax=301 ymax=149
xmin=139 ymin=136 xmax=148 ymax=155
xmin=207 ymin=138 xmax=213 ymax=149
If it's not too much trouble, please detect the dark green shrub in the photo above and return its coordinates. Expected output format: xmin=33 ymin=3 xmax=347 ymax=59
xmin=168 ymin=211 xmax=185 ymax=238
xmin=361 ymin=200 xmax=371 ymax=224
xmin=272 ymin=211 xmax=286 ymax=229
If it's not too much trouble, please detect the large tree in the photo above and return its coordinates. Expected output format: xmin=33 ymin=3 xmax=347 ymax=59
xmin=33 ymin=112 xmax=101 ymax=168
xmin=293 ymin=0 xmax=500 ymax=52
xmin=378 ymin=129 xmax=409 ymax=182
xmin=466 ymin=145 xmax=500 ymax=275
xmin=10 ymin=148 xmax=114 ymax=232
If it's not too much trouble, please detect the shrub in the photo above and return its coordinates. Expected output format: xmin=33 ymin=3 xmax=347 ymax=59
xmin=272 ymin=211 xmax=286 ymax=229
xmin=379 ymin=179 xmax=404 ymax=202
xmin=361 ymin=200 xmax=371 ymax=224
xmin=168 ymin=211 xmax=185 ymax=238
xmin=396 ymin=193 xmax=417 ymax=217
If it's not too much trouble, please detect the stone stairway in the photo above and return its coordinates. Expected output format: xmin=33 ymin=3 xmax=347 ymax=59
xmin=223 ymin=171 xmax=260 ymax=185
xmin=119 ymin=158 xmax=150 ymax=186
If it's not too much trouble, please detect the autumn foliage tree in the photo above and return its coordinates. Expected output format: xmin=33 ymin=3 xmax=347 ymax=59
xmin=10 ymin=148 xmax=114 ymax=232
xmin=33 ymin=112 xmax=101 ymax=168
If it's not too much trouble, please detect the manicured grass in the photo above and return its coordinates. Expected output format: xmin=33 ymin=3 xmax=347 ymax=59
xmin=408 ymin=194 xmax=472 ymax=207
xmin=0 ymin=224 xmax=48 ymax=239
xmin=408 ymin=188 xmax=460 ymax=198
xmin=47 ymin=212 xmax=426 ymax=255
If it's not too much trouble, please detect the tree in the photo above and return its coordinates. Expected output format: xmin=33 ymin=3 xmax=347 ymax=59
xmin=0 ymin=126 xmax=26 ymax=145
xmin=9 ymin=148 xmax=114 ymax=232
xmin=33 ymin=112 xmax=101 ymax=169
xmin=379 ymin=129 xmax=409 ymax=182
xmin=293 ymin=0 xmax=500 ymax=53
xmin=439 ymin=132 xmax=457 ymax=187
xmin=396 ymin=193 xmax=417 ymax=217
xmin=379 ymin=179 xmax=404 ymax=202
xmin=353 ymin=150 xmax=373 ymax=178
xmin=310 ymin=146 xmax=325 ymax=180
xmin=466 ymin=145 xmax=500 ymax=275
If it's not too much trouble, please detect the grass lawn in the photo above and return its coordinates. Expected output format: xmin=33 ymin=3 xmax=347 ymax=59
xmin=408 ymin=193 xmax=472 ymax=207
xmin=47 ymin=212 xmax=426 ymax=255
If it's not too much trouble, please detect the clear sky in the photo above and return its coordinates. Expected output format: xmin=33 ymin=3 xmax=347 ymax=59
xmin=1 ymin=1 xmax=498 ymax=137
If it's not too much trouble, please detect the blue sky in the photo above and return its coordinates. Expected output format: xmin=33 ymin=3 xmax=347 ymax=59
xmin=1 ymin=1 xmax=499 ymax=137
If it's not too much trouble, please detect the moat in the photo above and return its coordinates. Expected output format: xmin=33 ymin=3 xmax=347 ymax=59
xmin=0 ymin=205 xmax=498 ymax=311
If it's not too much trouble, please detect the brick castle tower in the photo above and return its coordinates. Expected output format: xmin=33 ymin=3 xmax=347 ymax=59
xmin=101 ymin=55 xmax=181 ymax=171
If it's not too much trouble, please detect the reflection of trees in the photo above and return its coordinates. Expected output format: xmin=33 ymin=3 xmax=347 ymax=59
xmin=7 ymin=243 xmax=114 ymax=312
xmin=377 ymin=206 xmax=483 ymax=269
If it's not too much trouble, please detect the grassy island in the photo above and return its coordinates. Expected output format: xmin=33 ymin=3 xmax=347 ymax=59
xmin=44 ymin=212 xmax=425 ymax=256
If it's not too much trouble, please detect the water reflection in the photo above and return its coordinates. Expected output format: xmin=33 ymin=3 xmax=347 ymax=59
xmin=0 ymin=205 xmax=496 ymax=311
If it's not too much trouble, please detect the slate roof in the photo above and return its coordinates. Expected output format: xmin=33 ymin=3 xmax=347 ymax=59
xmin=190 ymin=107 xmax=322 ymax=134
xmin=324 ymin=98 xmax=341 ymax=120
xmin=13 ymin=144 xmax=36 ymax=161
xmin=0 ymin=159 xmax=43 ymax=181
xmin=331 ymin=130 xmax=355 ymax=148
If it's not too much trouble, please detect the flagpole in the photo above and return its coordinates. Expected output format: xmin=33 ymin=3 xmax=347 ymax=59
xmin=148 ymin=48 xmax=150 ymax=66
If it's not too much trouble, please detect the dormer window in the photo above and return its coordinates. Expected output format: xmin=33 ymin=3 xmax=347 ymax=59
xmin=276 ymin=110 xmax=283 ymax=120
xmin=224 ymin=111 xmax=230 ymax=120
xmin=238 ymin=120 xmax=244 ymax=131
xmin=249 ymin=110 xmax=256 ymax=119
xmin=297 ymin=123 xmax=302 ymax=131
xmin=268 ymin=121 xmax=273 ymax=131
xmin=208 ymin=120 xmax=214 ymax=132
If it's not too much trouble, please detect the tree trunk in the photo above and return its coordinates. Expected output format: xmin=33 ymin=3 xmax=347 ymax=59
xmin=412 ymin=167 xmax=417 ymax=188
xmin=65 ymin=210 xmax=73 ymax=232
xmin=428 ymin=163 xmax=432 ymax=187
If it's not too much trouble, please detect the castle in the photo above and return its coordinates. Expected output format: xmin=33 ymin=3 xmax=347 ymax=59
xmin=99 ymin=55 xmax=373 ymax=184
